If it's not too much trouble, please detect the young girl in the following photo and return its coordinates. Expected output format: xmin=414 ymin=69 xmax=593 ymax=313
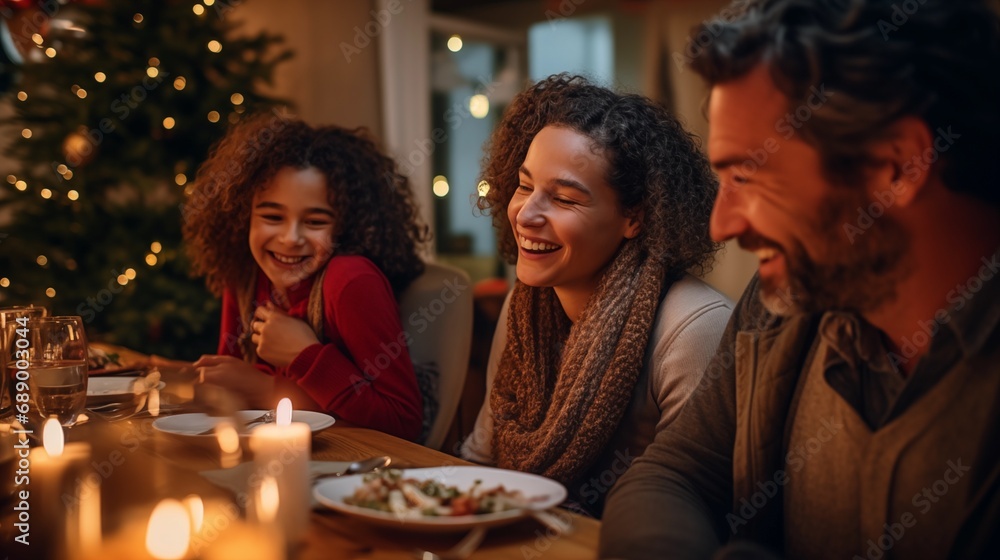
xmin=461 ymin=75 xmax=733 ymax=514
xmin=183 ymin=115 xmax=429 ymax=441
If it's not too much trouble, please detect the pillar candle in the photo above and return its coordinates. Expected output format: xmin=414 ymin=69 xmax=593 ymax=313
xmin=248 ymin=398 xmax=310 ymax=542
xmin=28 ymin=419 xmax=91 ymax=560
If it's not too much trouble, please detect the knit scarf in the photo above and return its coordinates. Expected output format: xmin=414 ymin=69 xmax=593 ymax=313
xmin=491 ymin=240 xmax=667 ymax=486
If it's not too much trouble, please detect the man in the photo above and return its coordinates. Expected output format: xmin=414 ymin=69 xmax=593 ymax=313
xmin=600 ymin=1 xmax=1000 ymax=558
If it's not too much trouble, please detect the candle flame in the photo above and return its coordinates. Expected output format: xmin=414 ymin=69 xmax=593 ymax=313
xmin=146 ymin=499 xmax=190 ymax=560
xmin=276 ymin=398 xmax=292 ymax=426
xmin=184 ymin=495 xmax=204 ymax=533
xmin=42 ymin=417 xmax=64 ymax=456
xmin=259 ymin=476 xmax=280 ymax=523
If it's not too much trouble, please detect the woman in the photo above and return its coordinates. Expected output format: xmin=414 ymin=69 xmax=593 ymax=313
xmin=461 ymin=75 xmax=733 ymax=515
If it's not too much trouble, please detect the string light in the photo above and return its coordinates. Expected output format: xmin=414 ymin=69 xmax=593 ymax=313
xmin=207 ymin=111 xmax=220 ymax=123
xmin=66 ymin=259 xmax=77 ymax=271
xmin=184 ymin=185 xmax=195 ymax=196
xmin=148 ymin=57 xmax=160 ymax=67
xmin=15 ymin=181 xmax=27 ymax=191
xmin=469 ymin=94 xmax=489 ymax=119
xmin=147 ymin=67 xmax=159 ymax=78
xmin=146 ymin=254 xmax=158 ymax=266
xmin=433 ymin=176 xmax=450 ymax=197
xmin=45 ymin=48 xmax=56 ymax=58
xmin=163 ymin=117 xmax=176 ymax=129
xmin=125 ymin=268 xmax=137 ymax=280
xmin=0 ymin=278 xmax=9 ymax=288
xmin=36 ymin=255 xmax=48 ymax=266
xmin=133 ymin=13 xmax=144 ymax=24
xmin=227 ymin=113 xmax=239 ymax=124
xmin=175 ymin=173 xmax=187 ymax=186
xmin=6 ymin=175 xmax=15 ymax=184
xmin=67 ymin=190 xmax=79 ymax=201
xmin=31 ymin=33 xmax=43 ymax=45
xmin=95 ymin=72 xmax=106 ymax=82
xmin=62 ymin=169 xmax=73 ymax=180
xmin=174 ymin=77 xmax=187 ymax=91
xmin=17 ymin=91 xmax=27 ymax=101
xmin=21 ymin=129 xmax=32 ymax=139
xmin=192 ymin=4 xmax=205 ymax=15
xmin=46 ymin=288 xmax=56 ymax=298
xmin=151 ymin=242 xmax=162 ymax=253
xmin=117 ymin=275 xmax=128 ymax=286
xmin=40 ymin=189 xmax=53 ymax=199
xmin=76 ymin=88 xmax=88 ymax=99
xmin=447 ymin=35 xmax=463 ymax=52
xmin=204 ymin=0 xmax=216 ymax=6
xmin=207 ymin=40 xmax=222 ymax=53
xmin=56 ymin=164 xmax=68 ymax=174
xmin=230 ymin=93 xmax=244 ymax=105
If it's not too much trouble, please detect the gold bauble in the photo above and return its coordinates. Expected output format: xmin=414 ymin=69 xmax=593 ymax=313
xmin=62 ymin=130 xmax=97 ymax=167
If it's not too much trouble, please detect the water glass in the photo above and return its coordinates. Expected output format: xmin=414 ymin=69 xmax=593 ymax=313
xmin=5 ymin=315 xmax=88 ymax=428
xmin=0 ymin=306 xmax=48 ymax=418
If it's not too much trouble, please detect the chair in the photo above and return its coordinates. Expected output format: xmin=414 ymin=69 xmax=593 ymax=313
xmin=398 ymin=262 xmax=473 ymax=450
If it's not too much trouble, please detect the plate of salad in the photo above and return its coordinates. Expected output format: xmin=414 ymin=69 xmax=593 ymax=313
xmin=313 ymin=466 xmax=566 ymax=532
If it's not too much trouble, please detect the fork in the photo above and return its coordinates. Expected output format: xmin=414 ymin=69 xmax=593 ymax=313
xmin=413 ymin=527 xmax=488 ymax=560
xmin=195 ymin=409 xmax=275 ymax=435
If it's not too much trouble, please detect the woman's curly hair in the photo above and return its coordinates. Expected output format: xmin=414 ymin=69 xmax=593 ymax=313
xmin=183 ymin=114 xmax=430 ymax=296
xmin=478 ymin=74 xmax=719 ymax=277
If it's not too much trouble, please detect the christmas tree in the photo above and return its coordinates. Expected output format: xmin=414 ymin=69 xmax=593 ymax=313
xmin=0 ymin=0 xmax=292 ymax=359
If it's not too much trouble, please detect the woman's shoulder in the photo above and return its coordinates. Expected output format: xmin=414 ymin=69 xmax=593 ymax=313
xmin=651 ymin=274 xmax=734 ymax=347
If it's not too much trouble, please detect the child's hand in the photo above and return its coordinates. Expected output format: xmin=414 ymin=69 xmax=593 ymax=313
xmin=193 ymin=354 xmax=276 ymax=408
xmin=251 ymin=302 xmax=320 ymax=368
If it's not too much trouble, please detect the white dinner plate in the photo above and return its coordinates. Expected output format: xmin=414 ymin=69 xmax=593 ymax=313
xmin=152 ymin=410 xmax=335 ymax=438
xmin=313 ymin=466 xmax=567 ymax=532
xmin=86 ymin=377 xmax=165 ymax=405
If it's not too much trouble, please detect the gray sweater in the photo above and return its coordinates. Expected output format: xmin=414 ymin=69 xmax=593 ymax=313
xmin=461 ymin=274 xmax=733 ymax=515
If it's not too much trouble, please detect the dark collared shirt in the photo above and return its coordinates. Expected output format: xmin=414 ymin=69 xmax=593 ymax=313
xmin=820 ymin=249 xmax=1000 ymax=429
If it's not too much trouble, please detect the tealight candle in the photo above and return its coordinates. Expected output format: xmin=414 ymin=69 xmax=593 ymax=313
xmin=248 ymin=398 xmax=310 ymax=542
xmin=30 ymin=418 xmax=91 ymax=560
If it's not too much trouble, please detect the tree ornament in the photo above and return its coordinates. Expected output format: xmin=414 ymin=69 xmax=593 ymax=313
xmin=62 ymin=129 xmax=97 ymax=167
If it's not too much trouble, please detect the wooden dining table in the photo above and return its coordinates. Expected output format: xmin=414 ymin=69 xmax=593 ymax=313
xmin=1 ymin=359 xmax=600 ymax=559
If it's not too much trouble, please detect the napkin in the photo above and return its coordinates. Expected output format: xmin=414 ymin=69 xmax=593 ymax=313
xmin=200 ymin=460 xmax=352 ymax=508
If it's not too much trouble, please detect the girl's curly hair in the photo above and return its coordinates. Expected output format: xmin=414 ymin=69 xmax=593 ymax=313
xmin=183 ymin=114 xmax=430 ymax=296
xmin=478 ymin=74 xmax=720 ymax=277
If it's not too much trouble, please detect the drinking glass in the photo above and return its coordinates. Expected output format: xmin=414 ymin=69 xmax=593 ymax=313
xmin=5 ymin=315 xmax=88 ymax=428
xmin=0 ymin=305 xmax=48 ymax=419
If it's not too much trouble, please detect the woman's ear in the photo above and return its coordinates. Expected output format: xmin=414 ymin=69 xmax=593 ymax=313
xmin=624 ymin=211 xmax=643 ymax=239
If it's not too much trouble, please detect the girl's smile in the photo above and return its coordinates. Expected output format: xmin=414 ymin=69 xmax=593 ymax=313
xmin=249 ymin=166 xmax=336 ymax=298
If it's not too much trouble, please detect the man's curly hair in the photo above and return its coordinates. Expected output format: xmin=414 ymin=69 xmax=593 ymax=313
xmin=183 ymin=113 xmax=430 ymax=296
xmin=477 ymin=74 xmax=719 ymax=277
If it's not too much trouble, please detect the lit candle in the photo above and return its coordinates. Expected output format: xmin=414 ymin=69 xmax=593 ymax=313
xmin=248 ymin=398 xmax=310 ymax=542
xmin=145 ymin=499 xmax=190 ymax=560
xmin=29 ymin=418 xmax=91 ymax=560
xmin=202 ymin=478 xmax=284 ymax=560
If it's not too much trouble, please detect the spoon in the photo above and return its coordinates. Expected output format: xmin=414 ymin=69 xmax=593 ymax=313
xmin=312 ymin=455 xmax=391 ymax=483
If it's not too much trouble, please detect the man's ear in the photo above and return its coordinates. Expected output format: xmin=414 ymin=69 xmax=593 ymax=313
xmin=865 ymin=116 xmax=935 ymax=208
xmin=624 ymin=210 xmax=643 ymax=239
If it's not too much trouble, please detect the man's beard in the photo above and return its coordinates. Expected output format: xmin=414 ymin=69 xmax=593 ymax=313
xmin=753 ymin=191 xmax=912 ymax=317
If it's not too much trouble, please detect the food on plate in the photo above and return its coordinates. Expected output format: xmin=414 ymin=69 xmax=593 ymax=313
xmin=88 ymin=346 xmax=122 ymax=370
xmin=344 ymin=469 xmax=537 ymax=518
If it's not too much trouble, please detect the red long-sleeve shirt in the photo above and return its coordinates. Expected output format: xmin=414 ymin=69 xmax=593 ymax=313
xmin=218 ymin=255 xmax=422 ymax=441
